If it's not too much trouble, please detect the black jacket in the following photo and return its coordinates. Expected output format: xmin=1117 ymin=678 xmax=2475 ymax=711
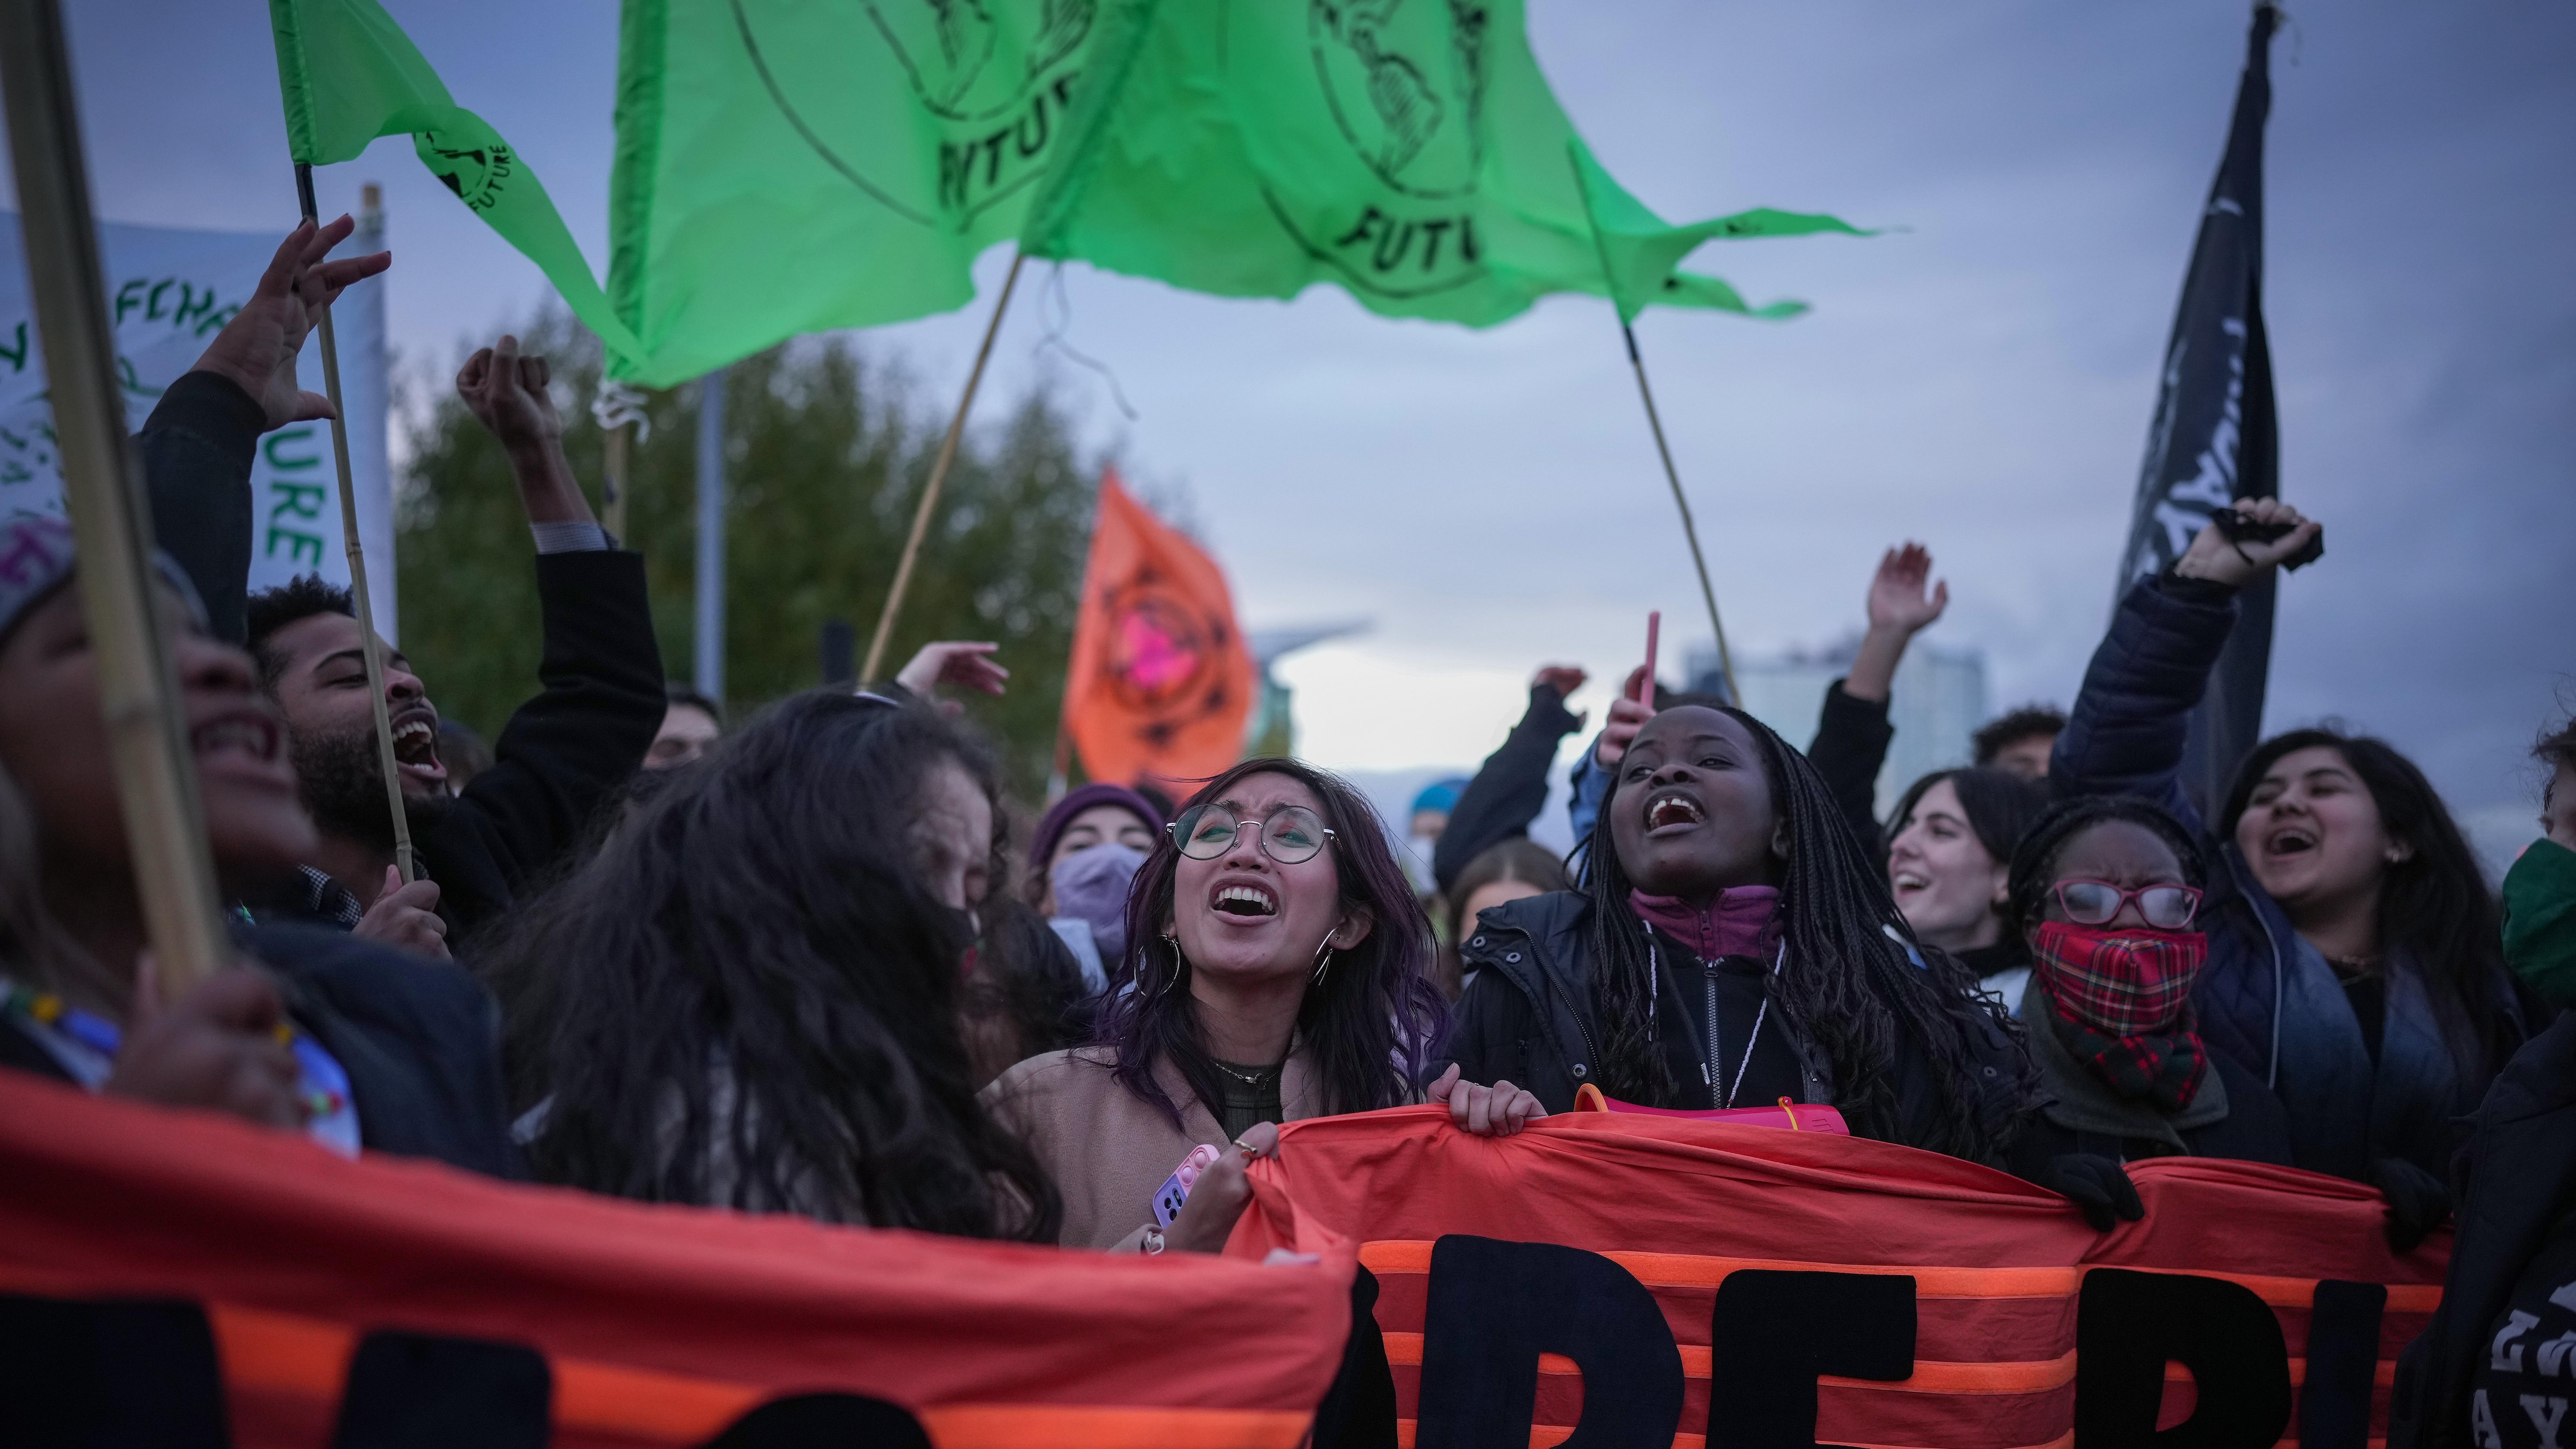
xmin=1433 ymin=685 xmax=1584 ymax=896
xmin=2052 ymin=572 xmax=2528 ymax=1181
xmin=0 ymin=922 xmax=521 ymax=1177
xmin=1443 ymin=891 xmax=2030 ymax=1161
xmin=1808 ymin=678 xmax=1895 ymax=857
xmin=2390 ymin=1012 xmax=2576 ymax=1449
xmin=140 ymin=372 xmax=667 ymax=942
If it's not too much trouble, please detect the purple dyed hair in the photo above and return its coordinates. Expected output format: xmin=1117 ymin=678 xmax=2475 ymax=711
xmin=1095 ymin=757 xmax=1447 ymax=1127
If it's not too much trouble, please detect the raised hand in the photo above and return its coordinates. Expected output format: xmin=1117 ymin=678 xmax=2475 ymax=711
xmin=2175 ymin=498 xmax=2323 ymax=588
xmin=189 ymin=215 xmax=390 ymax=432
xmin=456 ymin=334 xmax=564 ymax=461
xmin=896 ymin=642 xmax=1007 ymax=716
xmin=1595 ymin=663 xmax=1655 ymax=766
xmin=1867 ymin=543 xmax=1948 ymax=635
xmin=1532 ymin=664 xmax=1587 ymax=700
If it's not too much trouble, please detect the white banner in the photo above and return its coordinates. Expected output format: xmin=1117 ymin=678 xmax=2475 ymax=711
xmin=0 ymin=212 xmax=394 ymax=638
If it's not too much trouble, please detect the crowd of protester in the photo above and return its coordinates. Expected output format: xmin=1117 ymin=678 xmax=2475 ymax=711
xmin=3 ymin=218 xmax=2571 ymax=1447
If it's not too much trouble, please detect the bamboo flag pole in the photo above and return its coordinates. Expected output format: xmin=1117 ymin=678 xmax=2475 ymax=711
xmin=860 ymin=250 xmax=1029 ymax=683
xmin=1620 ymin=324 xmax=1739 ymax=705
xmin=1 ymin=0 xmax=228 ymax=994
xmin=294 ymin=164 xmax=416 ymax=881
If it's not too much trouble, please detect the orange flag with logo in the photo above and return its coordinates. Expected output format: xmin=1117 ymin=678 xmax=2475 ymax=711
xmin=1064 ymin=471 xmax=1255 ymax=788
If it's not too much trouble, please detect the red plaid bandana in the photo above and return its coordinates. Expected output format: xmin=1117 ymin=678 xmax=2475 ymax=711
xmin=2029 ymin=921 xmax=2209 ymax=1036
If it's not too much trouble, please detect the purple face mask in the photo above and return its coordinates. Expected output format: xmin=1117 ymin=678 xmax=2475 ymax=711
xmin=1051 ymin=843 xmax=1147 ymax=966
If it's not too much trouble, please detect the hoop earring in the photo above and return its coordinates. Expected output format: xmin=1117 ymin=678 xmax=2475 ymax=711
xmin=1159 ymin=934 xmax=1188 ymax=996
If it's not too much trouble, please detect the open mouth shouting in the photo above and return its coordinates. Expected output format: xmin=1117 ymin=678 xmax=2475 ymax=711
xmin=389 ymin=707 xmax=448 ymax=790
xmin=1890 ymin=867 xmax=1931 ymax=900
xmin=1642 ymin=788 xmax=1706 ymax=838
xmin=2261 ymin=823 xmax=2317 ymax=862
xmin=1211 ymin=881 xmax=1279 ymax=919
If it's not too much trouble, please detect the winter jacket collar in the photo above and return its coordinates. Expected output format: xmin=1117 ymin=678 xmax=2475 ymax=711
xmin=2028 ymin=988 xmax=2230 ymax=1151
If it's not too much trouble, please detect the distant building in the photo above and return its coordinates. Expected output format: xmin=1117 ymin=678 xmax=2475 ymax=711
xmin=1687 ymin=637 xmax=1990 ymax=823
xmin=1244 ymin=621 xmax=1370 ymax=758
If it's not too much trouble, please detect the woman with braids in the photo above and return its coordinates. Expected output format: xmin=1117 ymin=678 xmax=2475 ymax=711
xmin=1445 ymin=702 xmax=2039 ymax=1166
xmin=2055 ymin=500 xmax=2532 ymax=1192
xmin=1998 ymin=796 xmax=2292 ymax=1191
xmin=483 ymin=691 xmax=1058 ymax=1240
xmin=985 ymin=758 xmax=1518 ymax=1253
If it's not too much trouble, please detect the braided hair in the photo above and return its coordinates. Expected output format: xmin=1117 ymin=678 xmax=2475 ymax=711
xmin=1582 ymin=707 xmax=2038 ymax=1163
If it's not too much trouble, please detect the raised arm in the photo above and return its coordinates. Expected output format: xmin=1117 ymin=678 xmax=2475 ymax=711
xmin=1435 ymin=666 xmax=1586 ymax=895
xmin=2051 ymin=500 xmax=2323 ymax=832
xmin=1811 ymin=543 xmax=1946 ymax=853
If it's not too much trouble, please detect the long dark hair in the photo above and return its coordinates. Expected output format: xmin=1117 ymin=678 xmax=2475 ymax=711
xmin=2221 ymin=726 xmax=2515 ymax=1067
xmin=1096 ymin=758 xmax=1447 ymax=1127
xmin=1887 ymin=767 xmax=2052 ymax=869
xmin=481 ymin=691 xmax=1059 ymax=1240
xmin=2004 ymin=796 xmax=2209 ymax=939
xmin=1582 ymin=707 xmax=2036 ymax=1162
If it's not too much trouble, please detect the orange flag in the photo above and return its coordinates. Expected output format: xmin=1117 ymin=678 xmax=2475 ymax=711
xmin=1064 ymin=471 xmax=1255 ymax=789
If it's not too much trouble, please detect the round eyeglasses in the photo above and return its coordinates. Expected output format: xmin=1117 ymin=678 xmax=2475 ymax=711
xmin=2052 ymin=879 xmax=2203 ymax=930
xmin=1170 ymin=803 xmax=1337 ymax=864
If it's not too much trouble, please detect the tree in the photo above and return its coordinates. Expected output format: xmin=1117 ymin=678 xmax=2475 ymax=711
xmin=396 ymin=315 xmax=1101 ymax=797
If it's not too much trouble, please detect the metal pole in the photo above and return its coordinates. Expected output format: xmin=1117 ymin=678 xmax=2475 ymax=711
xmin=296 ymin=162 xmax=416 ymax=882
xmin=0 ymin=0 xmax=227 ymax=994
xmin=694 ymin=366 xmax=726 ymax=703
xmin=1622 ymin=325 xmax=1739 ymax=705
xmin=860 ymin=249 xmax=1026 ymax=683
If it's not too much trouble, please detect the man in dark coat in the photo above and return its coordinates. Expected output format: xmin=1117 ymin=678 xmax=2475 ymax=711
xmin=143 ymin=263 xmax=663 ymax=956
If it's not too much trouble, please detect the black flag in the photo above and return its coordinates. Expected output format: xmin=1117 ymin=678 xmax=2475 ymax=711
xmin=2119 ymin=3 xmax=2281 ymax=819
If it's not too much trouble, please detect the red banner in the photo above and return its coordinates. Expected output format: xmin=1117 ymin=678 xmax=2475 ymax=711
xmin=0 ymin=1071 xmax=1354 ymax=1448
xmin=1233 ymin=1106 xmax=2447 ymax=1449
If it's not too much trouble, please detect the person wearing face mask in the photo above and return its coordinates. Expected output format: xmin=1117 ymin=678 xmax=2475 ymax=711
xmin=2054 ymin=500 xmax=2531 ymax=1189
xmin=0 ymin=518 xmax=517 ymax=1174
xmin=1885 ymin=769 xmax=2052 ymax=1012
xmin=1024 ymin=782 xmax=1162 ymax=991
xmin=479 ymin=693 xmax=1056 ymax=1236
xmin=985 ymin=759 xmax=1521 ymax=1252
xmin=2391 ymin=720 xmax=2576 ymax=1449
xmin=1999 ymin=798 xmax=2292 ymax=1194
xmin=1445 ymin=704 xmax=2040 ymax=1166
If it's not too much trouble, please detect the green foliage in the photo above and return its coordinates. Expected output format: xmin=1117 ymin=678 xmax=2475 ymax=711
xmin=396 ymin=315 xmax=1100 ymax=798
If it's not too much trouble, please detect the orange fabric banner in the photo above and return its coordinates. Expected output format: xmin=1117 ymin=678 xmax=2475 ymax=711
xmin=1232 ymin=1106 xmax=2448 ymax=1449
xmin=0 ymin=1071 xmax=1354 ymax=1448
xmin=1063 ymin=470 xmax=1256 ymax=790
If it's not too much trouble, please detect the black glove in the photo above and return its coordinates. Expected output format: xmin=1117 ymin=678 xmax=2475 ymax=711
xmin=2043 ymin=1153 xmax=2145 ymax=1232
xmin=2368 ymin=1157 xmax=2452 ymax=1254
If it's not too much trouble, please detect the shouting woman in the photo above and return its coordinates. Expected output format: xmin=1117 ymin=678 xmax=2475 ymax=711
xmin=1445 ymin=704 xmax=2039 ymax=1166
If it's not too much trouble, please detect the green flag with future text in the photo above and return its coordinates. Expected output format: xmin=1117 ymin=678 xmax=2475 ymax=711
xmin=268 ymin=0 xmax=642 ymax=359
xmin=605 ymin=0 xmax=1099 ymax=385
xmin=1022 ymin=0 xmax=1864 ymax=328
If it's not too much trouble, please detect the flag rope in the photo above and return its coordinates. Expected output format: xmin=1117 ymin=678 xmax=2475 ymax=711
xmin=861 ymin=250 xmax=1028 ymax=684
xmin=297 ymin=162 xmax=415 ymax=882
xmin=1622 ymin=325 xmax=1739 ymax=704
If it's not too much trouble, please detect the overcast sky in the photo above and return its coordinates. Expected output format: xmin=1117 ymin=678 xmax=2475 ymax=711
xmin=12 ymin=0 xmax=2573 ymax=865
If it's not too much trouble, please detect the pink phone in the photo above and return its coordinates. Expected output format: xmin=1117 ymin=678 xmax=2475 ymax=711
xmin=1641 ymin=610 xmax=1660 ymax=704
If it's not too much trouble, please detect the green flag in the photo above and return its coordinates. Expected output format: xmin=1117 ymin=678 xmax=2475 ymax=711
xmin=268 ymin=0 xmax=641 ymax=359
xmin=1566 ymin=137 xmax=1871 ymax=325
xmin=1022 ymin=0 xmax=1865 ymax=328
xmin=605 ymin=0 xmax=1100 ymax=385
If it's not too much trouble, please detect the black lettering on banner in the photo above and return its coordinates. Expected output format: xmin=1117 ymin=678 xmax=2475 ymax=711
xmin=0 ymin=320 xmax=29 ymax=372
xmin=1310 ymin=1265 xmax=1399 ymax=1449
xmin=1416 ymin=1234 xmax=1684 ymax=1449
xmin=2075 ymin=1268 xmax=2292 ymax=1449
xmin=1707 ymin=1270 xmax=1917 ymax=1449
xmin=0 ymin=1295 xmax=229 ymax=1447
xmin=1419 ymin=218 xmax=1452 ymax=269
xmin=1336 ymin=207 xmax=1387 ymax=249
xmin=699 ymin=1392 xmax=934 ymax=1448
xmin=332 ymin=1329 xmax=552 ymax=1449
xmin=2302 ymin=1280 xmax=2387 ymax=1449
xmin=1015 ymin=91 xmax=1050 ymax=157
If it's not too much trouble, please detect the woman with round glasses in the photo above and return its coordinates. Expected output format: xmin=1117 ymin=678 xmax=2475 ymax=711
xmin=985 ymin=758 xmax=1508 ymax=1252
xmin=2001 ymin=796 xmax=2292 ymax=1182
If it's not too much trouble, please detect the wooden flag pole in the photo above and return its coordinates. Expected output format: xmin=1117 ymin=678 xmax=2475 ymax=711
xmin=295 ymin=163 xmax=416 ymax=882
xmin=602 ymin=421 xmax=631 ymax=541
xmin=1620 ymin=324 xmax=1739 ymax=704
xmin=1 ymin=0 xmax=228 ymax=994
xmin=861 ymin=250 xmax=1028 ymax=684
